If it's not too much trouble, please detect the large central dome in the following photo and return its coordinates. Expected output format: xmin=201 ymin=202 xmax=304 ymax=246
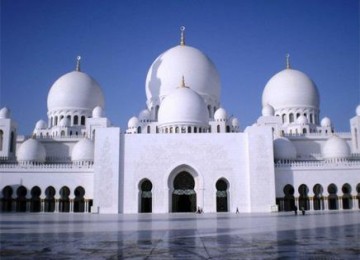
xmin=145 ymin=45 xmax=221 ymax=107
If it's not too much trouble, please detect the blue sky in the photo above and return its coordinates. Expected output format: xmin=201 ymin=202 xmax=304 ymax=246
xmin=1 ymin=0 xmax=359 ymax=134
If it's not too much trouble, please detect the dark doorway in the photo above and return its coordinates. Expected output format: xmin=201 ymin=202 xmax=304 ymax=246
xmin=216 ymin=179 xmax=228 ymax=212
xmin=44 ymin=186 xmax=55 ymax=212
xmin=74 ymin=186 xmax=85 ymax=212
xmin=2 ymin=186 xmax=13 ymax=212
xmin=172 ymin=172 xmax=196 ymax=212
xmin=140 ymin=179 xmax=152 ymax=213
xmin=16 ymin=186 xmax=27 ymax=212
xmin=59 ymin=186 xmax=70 ymax=212
xmin=30 ymin=186 xmax=41 ymax=212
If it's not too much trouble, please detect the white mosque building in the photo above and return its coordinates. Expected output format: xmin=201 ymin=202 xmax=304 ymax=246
xmin=0 ymin=28 xmax=359 ymax=214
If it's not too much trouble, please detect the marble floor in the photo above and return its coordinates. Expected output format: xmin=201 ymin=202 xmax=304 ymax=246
xmin=0 ymin=211 xmax=359 ymax=259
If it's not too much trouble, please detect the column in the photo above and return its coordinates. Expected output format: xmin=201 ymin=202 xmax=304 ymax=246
xmin=41 ymin=199 xmax=45 ymax=212
xmin=309 ymin=197 xmax=314 ymax=210
xmin=338 ymin=196 xmax=342 ymax=210
xmin=324 ymin=197 xmax=328 ymax=210
xmin=55 ymin=199 xmax=59 ymax=212
xmin=70 ymin=199 xmax=74 ymax=212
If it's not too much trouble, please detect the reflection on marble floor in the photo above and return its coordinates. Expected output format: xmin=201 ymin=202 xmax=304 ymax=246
xmin=1 ymin=211 xmax=359 ymax=259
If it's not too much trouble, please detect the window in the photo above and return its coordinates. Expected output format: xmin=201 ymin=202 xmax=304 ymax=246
xmin=74 ymin=115 xmax=79 ymax=125
xmin=0 ymin=130 xmax=3 ymax=151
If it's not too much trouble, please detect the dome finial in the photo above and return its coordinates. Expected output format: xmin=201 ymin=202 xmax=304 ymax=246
xmin=286 ymin=53 xmax=290 ymax=69
xmin=180 ymin=26 xmax=186 ymax=46
xmin=180 ymin=75 xmax=186 ymax=88
xmin=76 ymin=56 xmax=81 ymax=71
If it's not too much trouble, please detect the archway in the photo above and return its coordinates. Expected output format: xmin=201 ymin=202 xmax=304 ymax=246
xmin=30 ymin=186 xmax=41 ymax=212
xmin=313 ymin=184 xmax=324 ymax=210
xmin=139 ymin=179 xmax=152 ymax=213
xmin=298 ymin=184 xmax=310 ymax=210
xmin=342 ymin=183 xmax=352 ymax=210
xmin=16 ymin=186 xmax=27 ymax=212
xmin=2 ymin=186 xmax=13 ymax=212
xmin=328 ymin=184 xmax=338 ymax=210
xmin=59 ymin=186 xmax=70 ymax=212
xmin=357 ymin=183 xmax=360 ymax=209
xmin=283 ymin=184 xmax=295 ymax=211
xmin=172 ymin=172 xmax=196 ymax=212
xmin=74 ymin=186 xmax=85 ymax=213
xmin=216 ymin=179 xmax=228 ymax=212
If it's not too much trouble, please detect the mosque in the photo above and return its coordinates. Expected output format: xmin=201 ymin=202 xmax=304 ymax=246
xmin=0 ymin=28 xmax=359 ymax=214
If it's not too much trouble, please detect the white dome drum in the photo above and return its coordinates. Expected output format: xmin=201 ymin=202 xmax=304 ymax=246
xmin=145 ymin=45 xmax=221 ymax=109
xmin=273 ymin=137 xmax=297 ymax=160
xmin=71 ymin=138 xmax=94 ymax=162
xmin=322 ymin=135 xmax=350 ymax=160
xmin=17 ymin=139 xmax=46 ymax=163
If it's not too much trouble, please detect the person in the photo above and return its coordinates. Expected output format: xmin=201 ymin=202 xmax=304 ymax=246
xmin=301 ymin=207 xmax=305 ymax=215
xmin=294 ymin=205 xmax=298 ymax=215
xmin=236 ymin=207 xmax=239 ymax=214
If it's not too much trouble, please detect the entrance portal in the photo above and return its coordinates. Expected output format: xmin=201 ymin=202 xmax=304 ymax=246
xmin=172 ymin=172 xmax=196 ymax=212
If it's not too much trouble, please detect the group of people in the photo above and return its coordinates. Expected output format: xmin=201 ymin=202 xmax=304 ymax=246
xmin=294 ymin=206 xmax=306 ymax=215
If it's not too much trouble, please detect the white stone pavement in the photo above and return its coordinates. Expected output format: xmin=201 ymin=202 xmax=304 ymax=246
xmin=1 ymin=211 xmax=359 ymax=259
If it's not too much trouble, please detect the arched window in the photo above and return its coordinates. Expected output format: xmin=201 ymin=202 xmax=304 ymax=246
xmin=328 ymin=184 xmax=338 ymax=210
xmin=10 ymin=132 xmax=15 ymax=153
xmin=303 ymin=128 xmax=307 ymax=134
xmin=194 ymin=127 xmax=197 ymax=133
xmin=139 ymin=179 xmax=152 ymax=213
xmin=30 ymin=186 xmax=41 ymax=212
xmin=216 ymin=179 xmax=228 ymax=212
xmin=217 ymin=125 xmax=220 ymax=133
xmin=74 ymin=115 xmax=79 ymax=125
xmin=208 ymin=105 xmax=212 ymax=118
xmin=81 ymin=116 xmax=86 ymax=125
xmin=74 ymin=186 xmax=85 ymax=213
xmin=155 ymin=105 xmax=159 ymax=121
xmin=55 ymin=116 xmax=58 ymax=126
xmin=0 ymin=129 xmax=3 ymax=151
xmin=137 ymin=126 xmax=141 ymax=134
xmin=342 ymin=183 xmax=352 ymax=210
xmin=226 ymin=126 xmax=230 ymax=133
xmin=310 ymin=114 xmax=314 ymax=124
xmin=175 ymin=127 xmax=179 ymax=133
xmin=147 ymin=125 xmax=150 ymax=134
xmin=313 ymin=184 xmax=324 ymax=210
xmin=289 ymin=113 xmax=294 ymax=123
xmin=59 ymin=186 xmax=70 ymax=212
xmin=61 ymin=131 xmax=65 ymax=137
xmin=357 ymin=183 xmax=360 ymax=209
xmin=296 ymin=113 xmax=300 ymax=119
xmin=282 ymin=114 xmax=286 ymax=123
xmin=282 ymin=184 xmax=295 ymax=211
xmin=188 ymin=126 xmax=191 ymax=133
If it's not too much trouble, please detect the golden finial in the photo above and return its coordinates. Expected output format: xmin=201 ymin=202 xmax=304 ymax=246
xmin=286 ymin=53 xmax=290 ymax=69
xmin=180 ymin=26 xmax=186 ymax=46
xmin=76 ymin=56 xmax=81 ymax=71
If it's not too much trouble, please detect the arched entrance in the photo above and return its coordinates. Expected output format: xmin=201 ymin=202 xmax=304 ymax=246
xmin=328 ymin=184 xmax=338 ymax=210
xmin=139 ymin=179 xmax=152 ymax=213
xmin=283 ymin=184 xmax=295 ymax=211
xmin=74 ymin=186 xmax=85 ymax=213
xmin=313 ymin=184 xmax=324 ymax=210
xmin=44 ymin=186 xmax=56 ymax=212
xmin=16 ymin=186 xmax=27 ymax=212
xmin=30 ymin=186 xmax=41 ymax=212
xmin=342 ymin=183 xmax=352 ymax=210
xmin=216 ymin=179 xmax=228 ymax=212
xmin=172 ymin=172 xmax=196 ymax=212
xmin=59 ymin=186 xmax=70 ymax=212
xmin=298 ymin=184 xmax=310 ymax=210
xmin=2 ymin=186 xmax=13 ymax=212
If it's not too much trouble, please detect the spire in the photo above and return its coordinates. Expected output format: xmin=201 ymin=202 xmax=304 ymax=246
xmin=76 ymin=56 xmax=81 ymax=71
xmin=180 ymin=26 xmax=186 ymax=46
xmin=180 ymin=75 xmax=186 ymax=88
xmin=286 ymin=53 xmax=290 ymax=69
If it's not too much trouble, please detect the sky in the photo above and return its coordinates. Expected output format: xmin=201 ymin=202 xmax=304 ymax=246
xmin=1 ymin=0 xmax=359 ymax=135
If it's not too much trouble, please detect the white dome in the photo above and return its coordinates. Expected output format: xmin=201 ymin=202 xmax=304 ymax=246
xmin=273 ymin=137 xmax=297 ymax=160
xmin=356 ymin=105 xmax=360 ymax=116
xmin=158 ymin=86 xmax=209 ymax=127
xmin=58 ymin=117 xmax=70 ymax=127
xmin=72 ymin=138 xmax=94 ymax=162
xmin=145 ymin=45 xmax=221 ymax=105
xmin=0 ymin=107 xmax=10 ymax=118
xmin=296 ymin=115 xmax=308 ymax=125
xmin=214 ymin=107 xmax=227 ymax=121
xmin=92 ymin=106 xmax=103 ymax=118
xmin=262 ymin=69 xmax=319 ymax=110
xmin=139 ymin=109 xmax=151 ymax=122
xmin=231 ymin=117 xmax=240 ymax=128
xmin=262 ymin=104 xmax=275 ymax=116
xmin=35 ymin=120 xmax=48 ymax=130
xmin=128 ymin=116 xmax=139 ymax=129
xmin=47 ymin=71 xmax=104 ymax=112
xmin=17 ymin=139 xmax=46 ymax=163
xmin=321 ymin=117 xmax=332 ymax=127
xmin=322 ymin=135 xmax=350 ymax=160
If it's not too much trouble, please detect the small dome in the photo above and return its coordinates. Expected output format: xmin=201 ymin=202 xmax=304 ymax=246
xmin=17 ymin=139 xmax=46 ymax=163
xmin=321 ymin=117 xmax=331 ymax=127
xmin=158 ymin=86 xmax=209 ymax=127
xmin=262 ymin=69 xmax=320 ymax=111
xmin=72 ymin=138 xmax=94 ymax=162
xmin=296 ymin=115 xmax=308 ymax=125
xmin=92 ymin=106 xmax=103 ymax=118
xmin=47 ymin=71 xmax=104 ymax=113
xmin=58 ymin=117 xmax=70 ymax=127
xmin=139 ymin=109 xmax=151 ymax=122
xmin=35 ymin=120 xmax=48 ymax=130
xmin=128 ymin=116 xmax=139 ymax=129
xmin=0 ymin=107 xmax=10 ymax=118
xmin=262 ymin=104 xmax=275 ymax=116
xmin=231 ymin=117 xmax=240 ymax=128
xmin=145 ymin=45 xmax=221 ymax=106
xmin=273 ymin=137 xmax=297 ymax=160
xmin=356 ymin=105 xmax=360 ymax=116
xmin=214 ymin=107 xmax=227 ymax=121
xmin=322 ymin=135 xmax=350 ymax=160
